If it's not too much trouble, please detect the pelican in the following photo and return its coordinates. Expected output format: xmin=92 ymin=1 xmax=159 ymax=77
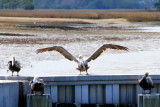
xmin=138 ymin=72 xmax=154 ymax=94
xmin=7 ymin=55 xmax=21 ymax=76
xmin=29 ymin=76 xmax=44 ymax=95
xmin=36 ymin=44 xmax=128 ymax=75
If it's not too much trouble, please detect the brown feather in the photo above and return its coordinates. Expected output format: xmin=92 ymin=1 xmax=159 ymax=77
xmin=36 ymin=46 xmax=79 ymax=62
xmin=86 ymin=44 xmax=128 ymax=62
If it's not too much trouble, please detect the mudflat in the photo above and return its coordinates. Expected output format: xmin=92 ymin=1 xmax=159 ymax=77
xmin=0 ymin=17 xmax=160 ymax=76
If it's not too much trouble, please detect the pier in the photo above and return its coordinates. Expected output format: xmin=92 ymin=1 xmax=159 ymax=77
xmin=1 ymin=75 xmax=160 ymax=107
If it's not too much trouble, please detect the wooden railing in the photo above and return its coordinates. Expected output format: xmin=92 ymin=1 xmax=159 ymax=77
xmin=0 ymin=75 xmax=160 ymax=106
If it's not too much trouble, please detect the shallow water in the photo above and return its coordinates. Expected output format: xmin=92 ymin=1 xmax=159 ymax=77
xmin=139 ymin=27 xmax=160 ymax=32
xmin=25 ymin=49 xmax=160 ymax=76
xmin=1 ymin=49 xmax=160 ymax=76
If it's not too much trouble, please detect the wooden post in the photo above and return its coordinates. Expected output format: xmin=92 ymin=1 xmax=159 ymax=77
xmin=138 ymin=94 xmax=143 ymax=107
xmin=138 ymin=94 xmax=160 ymax=107
xmin=27 ymin=94 xmax=52 ymax=107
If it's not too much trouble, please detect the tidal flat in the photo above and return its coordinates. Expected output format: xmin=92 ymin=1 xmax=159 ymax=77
xmin=0 ymin=17 xmax=160 ymax=76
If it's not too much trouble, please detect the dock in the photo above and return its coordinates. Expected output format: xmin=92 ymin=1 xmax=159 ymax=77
xmin=0 ymin=75 xmax=160 ymax=107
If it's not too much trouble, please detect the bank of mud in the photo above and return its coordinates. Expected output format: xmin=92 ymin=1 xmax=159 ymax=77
xmin=0 ymin=17 xmax=160 ymax=76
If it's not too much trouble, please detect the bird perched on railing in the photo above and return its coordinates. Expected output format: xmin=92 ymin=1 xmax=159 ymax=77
xmin=138 ymin=72 xmax=154 ymax=94
xmin=7 ymin=55 xmax=21 ymax=76
xmin=36 ymin=44 xmax=128 ymax=75
xmin=30 ymin=76 xmax=44 ymax=95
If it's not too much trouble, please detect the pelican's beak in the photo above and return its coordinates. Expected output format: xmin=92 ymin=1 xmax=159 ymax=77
xmin=10 ymin=55 xmax=15 ymax=66
xmin=33 ymin=75 xmax=39 ymax=82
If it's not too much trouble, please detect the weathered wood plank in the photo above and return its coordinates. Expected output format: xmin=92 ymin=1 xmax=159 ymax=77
xmin=58 ymin=86 xmax=66 ymax=103
xmin=44 ymin=86 xmax=51 ymax=94
xmin=0 ymin=82 xmax=19 ymax=107
xmin=27 ymin=94 xmax=52 ymax=107
xmin=120 ymin=84 xmax=127 ymax=104
xmin=82 ymin=85 xmax=89 ymax=104
xmin=136 ymin=84 xmax=142 ymax=104
xmin=97 ymin=85 xmax=104 ymax=104
xmin=105 ymin=85 xmax=113 ymax=104
xmin=127 ymin=85 xmax=136 ymax=104
xmin=66 ymin=85 xmax=74 ymax=103
xmin=51 ymin=86 xmax=58 ymax=103
xmin=89 ymin=85 xmax=97 ymax=104
xmin=138 ymin=94 xmax=160 ymax=107
xmin=75 ymin=85 xmax=82 ymax=103
xmin=113 ymin=84 xmax=119 ymax=104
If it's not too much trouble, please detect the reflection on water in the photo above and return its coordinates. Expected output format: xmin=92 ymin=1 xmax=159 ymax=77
xmin=1 ymin=49 xmax=160 ymax=76
xmin=139 ymin=27 xmax=160 ymax=32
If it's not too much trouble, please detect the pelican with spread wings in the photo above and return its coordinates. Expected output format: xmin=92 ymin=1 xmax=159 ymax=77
xmin=36 ymin=44 xmax=128 ymax=75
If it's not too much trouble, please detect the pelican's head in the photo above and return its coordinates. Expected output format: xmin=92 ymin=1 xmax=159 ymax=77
xmin=33 ymin=75 xmax=40 ymax=82
xmin=10 ymin=55 xmax=15 ymax=66
xmin=145 ymin=72 xmax=149 ymax=76
xmin=10 ymin=55 xmax=15 ymax=61
xmin=78 ymin=55 xmax=83 ymax=61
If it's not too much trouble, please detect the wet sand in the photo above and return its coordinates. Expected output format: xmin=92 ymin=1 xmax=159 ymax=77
xmin=0 ymin=17 xmax=160 ymax=76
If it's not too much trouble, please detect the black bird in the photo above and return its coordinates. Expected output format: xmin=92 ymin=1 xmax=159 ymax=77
xmin=36 ymin=44 xmax=128 ymax=75
xmin=138 ymin=72 xmax=154 ymax=94
xmin=8 ymin=55 xmax=21 ymax=76
xmin=30 ymin=76 xmax=44 ymax=95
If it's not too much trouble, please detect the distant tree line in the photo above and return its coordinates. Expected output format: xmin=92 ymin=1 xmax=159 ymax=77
xmin=0 ymin=0 xmax=34 ymax=10
xmin=0 ymin=0 xmax=20 ymax=9
xmin=33 ymin=0 xmax=158 ymax=9
xmin=0 ymin=0 xmax=159 ymax=10
xmin=155 ymin=0 xmax=160 ymax=10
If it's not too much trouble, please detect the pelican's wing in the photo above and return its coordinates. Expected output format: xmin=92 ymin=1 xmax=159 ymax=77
xmin=146 ymin=77 xmax=154 ymax=88
xmin=15 ymin=61 xmax=21 ymax=68
xmin=36 ymin=46 xmax=79 ymax=62
xmin=86 ymin=44 xmax=128 ymax=62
